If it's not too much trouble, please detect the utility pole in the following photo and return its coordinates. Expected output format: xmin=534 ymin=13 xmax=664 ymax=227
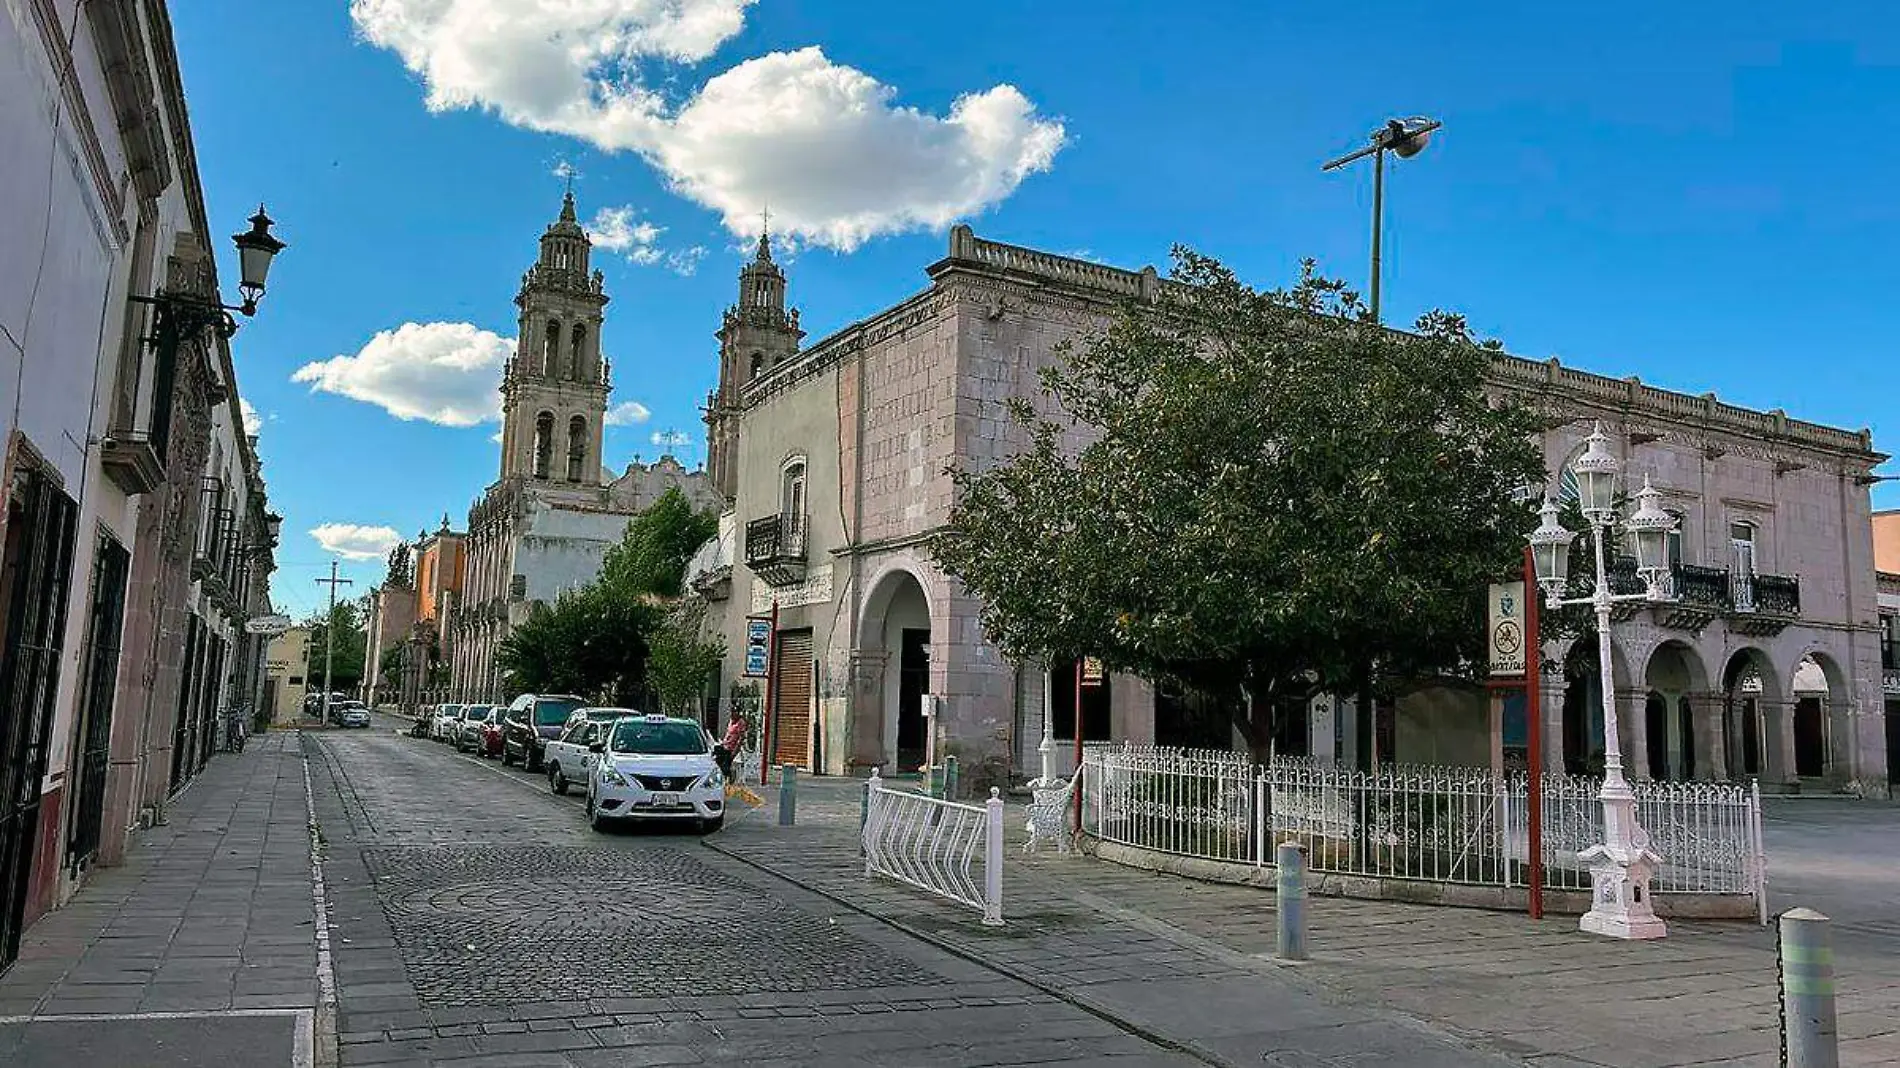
xmin=316 ymin=561 xmax=354 ymax=724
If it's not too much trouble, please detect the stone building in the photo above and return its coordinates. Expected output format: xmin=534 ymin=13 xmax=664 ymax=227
xmin=263 ymin=626 xmax=313 ymax=725
xmin=449 ymin=194 xmax=715 ymax=704
xmin=1 ymin=0 xmax=278 ymax=968
xmin=689 ymin=226 xmax=1891 ymax=798
xmin=1875 ymin=509 xmax=1900 ymax=572
xmin=1879 ymin=570 xmax=1899 ymax=767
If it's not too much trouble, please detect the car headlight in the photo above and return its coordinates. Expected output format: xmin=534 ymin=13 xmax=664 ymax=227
xmin=600 ymin=766 xmax=628 ymax=787
xmin=700 ymin=768 xmax=724 ymax=790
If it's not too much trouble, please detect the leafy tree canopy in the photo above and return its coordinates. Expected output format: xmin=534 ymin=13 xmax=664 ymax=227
xmin=599 ymin=486 xmax=720 ymax=599
xmin=304 ymin=598 xmax=369 ymax=693
xmin=646 ymin=603 xmax=725 ymax=718
xmin=933 ymin=251 xmax=1546 ymax=756
xmin=385 ymin=542 xmax=414 ymax=589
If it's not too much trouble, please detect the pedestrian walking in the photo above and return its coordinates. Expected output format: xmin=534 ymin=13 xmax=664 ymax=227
xmin=714 ymin=710 xmax=746 ymax=781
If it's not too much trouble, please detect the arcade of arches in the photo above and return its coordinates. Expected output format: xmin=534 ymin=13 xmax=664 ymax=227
xmin=1556 ymin=638 xmax=1848 ymax=785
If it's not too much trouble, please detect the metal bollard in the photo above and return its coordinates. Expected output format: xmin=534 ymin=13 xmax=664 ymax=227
xmin=777 ymin=764 xmax=797 ymax=827
xmin=929 ymin=763 xmax=945 ymax=800
xmin=1779 ymin=908 xmax=1839 ymax=1068
xmin=1277 ymin=840 xmax=1308 ymax=961
xmin=945 ymin=755 xmax=960 ymax=800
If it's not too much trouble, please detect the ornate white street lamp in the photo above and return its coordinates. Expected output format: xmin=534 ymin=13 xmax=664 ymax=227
xmin=1526 ymin=422 xmax=1677 ymax=940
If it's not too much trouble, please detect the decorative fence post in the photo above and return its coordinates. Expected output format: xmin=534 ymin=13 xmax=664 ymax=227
xmin=1254 ymin=766 xmax=1267 ymax=867
xmin=862 ymin=768 xmax=882 ymax=876
xmin=983 ymin=787 xmax=1004 ymax=926
xmin=1277 ymin=840 xmax=1309 ymax=961
xmin=1779 ymin=908 xmax=1839 ymax=1068
xmin=945 ymin=755 xmax=960 ymax=800
xmin=777 ymin=764 xmax=797 ymax=826
xmin=859 ymin=770 xmax=873 ymax=855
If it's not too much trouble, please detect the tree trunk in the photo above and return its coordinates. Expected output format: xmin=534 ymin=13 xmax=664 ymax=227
xmin=1237 ymin=683 xmax=1276 ymax=767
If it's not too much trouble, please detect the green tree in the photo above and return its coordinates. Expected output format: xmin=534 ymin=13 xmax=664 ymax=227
xmin=646 ymin=605 xmax=725 ymax=718
xmin=304 ymin=599 xmax=369 ymax=694
xmin=385 ymin=543 xmax=414 ymax=588
xmin=599 ymin=486 xmax=719 ymax=598
xmin=933 ymin=252 xmax=1546 ymax=761
xmin=496 ymin=585 xmax=663 ymax=705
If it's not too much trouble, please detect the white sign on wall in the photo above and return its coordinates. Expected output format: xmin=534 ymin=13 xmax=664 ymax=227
xmin=1487 ymin=581 xmax=1526 ymax=677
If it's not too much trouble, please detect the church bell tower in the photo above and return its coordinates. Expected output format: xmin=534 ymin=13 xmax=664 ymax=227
xmin=499 ymin=192 xmax=611 ymax=487
xmin=705 ymin=228 xmax=803 ymax=501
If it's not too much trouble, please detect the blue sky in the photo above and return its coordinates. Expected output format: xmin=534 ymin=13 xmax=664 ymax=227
xmin=171 ymin=1 xmax=1900 ymax=619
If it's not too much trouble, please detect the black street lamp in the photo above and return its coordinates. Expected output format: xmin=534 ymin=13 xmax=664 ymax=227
xmin=1322 ymin=117 xmax=1440 ymax=324
xmin=131 ymin=204 xmax=287 ymax=343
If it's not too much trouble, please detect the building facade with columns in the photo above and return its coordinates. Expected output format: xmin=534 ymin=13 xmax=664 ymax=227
xmin=690 ymin=226 xmax=1891 ymax=797
xmin=448 ymin=194 xmax=715 ymax=704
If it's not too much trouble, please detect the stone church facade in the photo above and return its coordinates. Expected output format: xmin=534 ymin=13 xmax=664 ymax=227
xmin=448 ymin=194 xmax=714 ymax=704
xmin=691 ymin=226 xmax=1891 ymax=798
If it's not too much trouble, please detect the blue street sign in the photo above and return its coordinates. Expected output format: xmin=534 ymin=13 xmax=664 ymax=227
xmin=744 ymin=617 xmax=770 ymax=677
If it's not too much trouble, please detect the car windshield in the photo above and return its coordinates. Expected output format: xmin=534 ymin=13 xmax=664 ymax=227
xmin=534 ymin=699 xmax=582 ymax=725
xmin=608 ymin=720 xmax=708 ymax=756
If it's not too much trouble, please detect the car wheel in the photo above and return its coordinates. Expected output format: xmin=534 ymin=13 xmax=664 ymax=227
xmin=549 ymin=765 xmax=568 ymax=796
xmin=501 ymin=745 xmax=516 ymax=767
xmin=587 ymin=796 xmax=610 ymax=833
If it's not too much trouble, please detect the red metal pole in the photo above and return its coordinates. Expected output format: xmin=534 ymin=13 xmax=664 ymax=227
xmin=1072 ymin=658 xmax=1086 ymax=831
xmin=1524 ymin=546 xmax=1545 ymax=920
xmin=761 ymin=599 xmax=780 ymax=786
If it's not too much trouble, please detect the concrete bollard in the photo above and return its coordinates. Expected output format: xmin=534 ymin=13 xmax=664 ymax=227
xmin=1779 ymin=908 xmax=1839 ymax=1068
xmin=777 ymin=764 xmax=797 ymax=827
xmin=1277 ymin=840 xmax=1308 ymax=961
xmin=945 ymin=755 xmax=960 ymax=800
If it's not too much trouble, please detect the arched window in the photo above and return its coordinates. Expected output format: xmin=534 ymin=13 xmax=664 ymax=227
xmin=569 ymin=323 xmax=587 ymax=380
xmin=781 ymin=458 xmax=807 ymax=540
xmin=566 ymin=416 xmax=587 ymax=482
xmin=542 ymin=320 xmax=559 ymax=375
xmin=532 ymin=412 xmax=554 ymax=479
xmin=748 ymin=352 xmax=764 ymax=378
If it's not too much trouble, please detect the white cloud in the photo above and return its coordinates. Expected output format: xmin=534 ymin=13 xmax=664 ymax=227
xmin=351 ymin=1 xmax=1066 ymax=250
xmin=310 ymin=523 xmax=402 ymax=561
xmin=490 ymin=427 xmax=505 ymax=443
xmin=240 ymin=398 xmax=263 ymax=435
xmin=651 ymin=429 xmax=691 ymax=447
xmin=291 ymin=321 xmax=512 ymax=426
xmin=605 ymin=401 xmax=652 ymax=425
xmin=587 ymin=205 xmax=707 ymax=275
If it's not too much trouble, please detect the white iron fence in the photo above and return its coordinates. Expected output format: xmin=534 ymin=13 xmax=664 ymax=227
xmin=862 ymin=770 xmax=1005 ymax=925
xmin=1082 ymin=744 xmax=1765 ymax=915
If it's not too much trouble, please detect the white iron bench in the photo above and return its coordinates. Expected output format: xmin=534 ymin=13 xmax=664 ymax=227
xmin=1023 ymin=775 xmax=1078 ymax=855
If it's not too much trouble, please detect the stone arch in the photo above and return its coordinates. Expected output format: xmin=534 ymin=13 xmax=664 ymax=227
xmin=855 ymin=564 xmax=935 ymax=772
xmin=1720 ymin=646 xmax=1779 ymax=781
xmin=542 ymin=319 xmax=559 ymax=375
xmin=531 ymin=411 xmax=554 ymax=479
xmin=565 ymin=415 xmax=587 ymax=482
xmin=1790 ymin=647 xmax=1850 ymax=781
xmin=1558 ymin=636 xmax=1637 ymax=775
xmin=568 ymin=323 xmax=587 ymax=380
xmin=1640 ymin=639 xmax=1711 ymax=781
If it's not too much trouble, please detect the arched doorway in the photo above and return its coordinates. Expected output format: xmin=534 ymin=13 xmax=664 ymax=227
xmin=856 ymin=569 xmax=932 ymax=772
xmin=1790 ymin=654 xmax=1843 ymax=780
xmin=1720 ymin=649 xmax=1774 ymax=780
xmin=1643 ymin=641 xmax=1709 ymax=781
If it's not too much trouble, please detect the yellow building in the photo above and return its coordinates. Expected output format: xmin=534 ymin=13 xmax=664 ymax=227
xmin=264 ymin=627 xmax=313 ymax=725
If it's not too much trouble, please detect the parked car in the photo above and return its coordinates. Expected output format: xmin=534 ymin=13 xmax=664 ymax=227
xmin=430 ymin=703 xmax=466 ymax=740
xmin=543 ymin=710 xmax=635 ymax=795
xmin=339 ymin=704 xmax=372 ymax=728
xmin=454 ymin=705 xmax=499 ymax=752
xmin=327 ymin=699 xmax=366 ymax=725
xmin=501 ymin=694 xmax=585 ymax=771
xmin=584 ymin=713 xmax=724 ymax=833
xmin=476 ymin=714 xmax=506 ymax=759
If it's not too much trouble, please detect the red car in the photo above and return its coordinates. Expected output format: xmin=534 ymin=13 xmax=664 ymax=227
xmin=478 ymin=716 xmax=506 ymax=759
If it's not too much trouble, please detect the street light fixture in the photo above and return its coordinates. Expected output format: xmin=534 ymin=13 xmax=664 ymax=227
xmin=1322 ymin=116 xmax=1441 ymax=324
xmin=1526 ymin=421 xmax=1676 ymax=940
xmin=131 ymin=204 xmax=287 ymax=342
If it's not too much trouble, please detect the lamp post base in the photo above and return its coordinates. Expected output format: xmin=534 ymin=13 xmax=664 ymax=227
xmin=1578 ymin=846 xmax=1667 ymax=940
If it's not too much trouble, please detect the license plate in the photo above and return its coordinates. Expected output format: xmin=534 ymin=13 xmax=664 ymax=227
xmin=649 ymin=792 xmax=680 ymax=806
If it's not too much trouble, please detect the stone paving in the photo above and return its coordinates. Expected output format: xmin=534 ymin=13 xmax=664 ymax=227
xmin=721 ymin=776 xmax=1900 ymax=1068
xmin=0 ymin=731 xmax=317 ymax=1066
xmin=306 ymin=716 xmax=1217 ymax=1066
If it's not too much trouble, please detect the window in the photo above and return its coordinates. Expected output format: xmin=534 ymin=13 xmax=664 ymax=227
xmin=569 ymin=324 xmax=586 ymax=379
xmin=1729 ymin=521 xmax=1756 ymax=575
xmin=1665 ymin=509 xmax=1684 ymax=569
xmin=748 ymin=352 xmax=764 ymax=377
xmin=781 ymin=460 xmax=807 ymax=538
xmin=566 ymin=416 xmax=587 ymax=482
xmin=1881 ymin=612 xmax=1897 ymax=671
xmin=542 ymin=319 xmax=559 ymax=375
xmin=532 ymin=412 xmax=554 ymax=479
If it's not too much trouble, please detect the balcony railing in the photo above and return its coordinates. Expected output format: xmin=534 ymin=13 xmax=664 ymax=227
xmin=1600 ymin=558 xmax=1799 ymax=626
xmin=1752 ymin=573 xmax=1800 ymax=616
xmin=745 ymin=513 xmax=807 ymax=587
xmin=1673 ymin=563 xmax=1731 ymax=609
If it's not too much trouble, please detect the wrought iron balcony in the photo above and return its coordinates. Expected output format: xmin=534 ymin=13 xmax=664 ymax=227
xmin=1752 ymin=573 xmax=1800 ymax=615
xmin=1673 ymin=564 xmax=1731 ymax=609
xmin=745 ymin=513 xmax=807 ymax=586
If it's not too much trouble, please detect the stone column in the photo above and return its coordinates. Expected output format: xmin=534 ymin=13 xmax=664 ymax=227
xmin=1541 ymin=674 xmax=1567 ymax=776
xmin=847 ymin=649 xmax=889 ymax=770
xmin=1620 ymin=689 xmax=1652 ymax=782
xmin=1761 ymin=697 xmax=1797 ymax=786
xmin=1699 ymin=691 xmax=1729 ymax=782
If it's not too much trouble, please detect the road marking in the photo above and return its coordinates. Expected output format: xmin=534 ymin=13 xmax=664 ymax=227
xmin=300 ymin=739 xmax=340 ymax=1068
xmin=0 ymin=1008 xmax=316 ymax=1068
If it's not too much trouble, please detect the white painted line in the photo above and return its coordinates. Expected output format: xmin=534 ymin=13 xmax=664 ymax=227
xmin=300 ymin=744 xmax=339 ymax=1068
xmin=0 ymin=1009 xmax=316 ymax=1068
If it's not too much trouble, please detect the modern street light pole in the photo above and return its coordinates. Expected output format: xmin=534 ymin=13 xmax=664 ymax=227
xmin=1527 ymin=422 xmax=1679 ymax=940
xmin=1322 ymin=117 xmax=1441 ymax=324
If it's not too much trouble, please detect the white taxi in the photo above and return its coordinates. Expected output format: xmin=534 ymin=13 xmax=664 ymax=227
xmin=584 ymin=714 xmax=724 ymax=833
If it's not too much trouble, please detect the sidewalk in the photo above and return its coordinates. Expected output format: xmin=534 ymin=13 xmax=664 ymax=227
xmin=0 ymin=732 xmax=319 ymax=1066
xmin=711 ymin=776 xmax=1900 ymax=1068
